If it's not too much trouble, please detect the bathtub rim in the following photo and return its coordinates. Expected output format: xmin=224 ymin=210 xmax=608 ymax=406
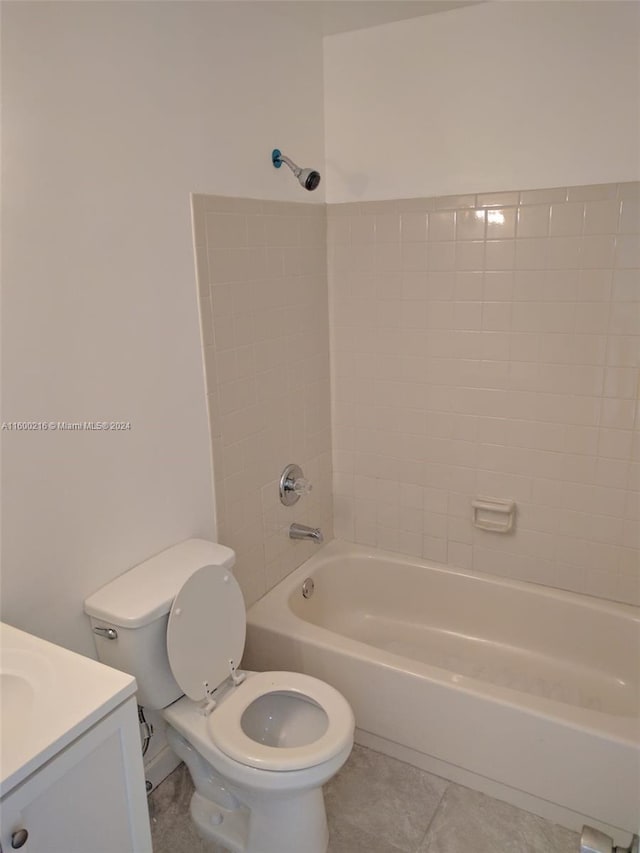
xmin=283 ymin=538 xmax=640 ymax=620
xmin=246 ymin=538 xmax=640 ymax=747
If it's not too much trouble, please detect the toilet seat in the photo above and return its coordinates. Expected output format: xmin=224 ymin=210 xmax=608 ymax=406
xmin=207 ymin=671 xmax=354 ymax=772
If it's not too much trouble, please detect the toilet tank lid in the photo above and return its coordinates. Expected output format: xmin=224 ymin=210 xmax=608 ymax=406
xmin=84 ymin=539 xmax=236 ymax=628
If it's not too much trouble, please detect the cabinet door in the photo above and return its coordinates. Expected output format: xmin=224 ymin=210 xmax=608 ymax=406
xmin=1 ymin=699 xmax=152 ymax=853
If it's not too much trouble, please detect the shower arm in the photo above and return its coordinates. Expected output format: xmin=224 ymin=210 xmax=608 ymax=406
xmin=276 ymin=153 xmax=302 ymax=177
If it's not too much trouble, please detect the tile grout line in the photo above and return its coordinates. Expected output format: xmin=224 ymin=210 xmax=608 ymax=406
xmin=412 ymin=779 xmax=451 ymax=853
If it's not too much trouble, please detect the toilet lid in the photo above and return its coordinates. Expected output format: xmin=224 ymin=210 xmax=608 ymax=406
xmin=166 ymin=565 xmax=246 ymax=701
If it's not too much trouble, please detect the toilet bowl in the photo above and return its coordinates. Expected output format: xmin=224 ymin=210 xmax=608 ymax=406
xmin=84 ymin=539 xmax=355 ymax=853
xmin=164 ymin=671 xmax=354 ymax=853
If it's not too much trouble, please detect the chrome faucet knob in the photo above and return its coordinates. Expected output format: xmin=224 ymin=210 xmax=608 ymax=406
xmin=292 ymin=477 xmax=312 ymax=496
xmin=279 ymin=464 xmax=312 ymax=506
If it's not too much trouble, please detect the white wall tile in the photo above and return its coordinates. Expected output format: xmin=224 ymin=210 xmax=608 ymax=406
xmin=620 ymin=200 xmax=640 ymax=234
xmin=517 ymin=205 xmax=550 ymax=238
xmin=477 ymin=191 xmax=520 ymax=208
xmin=329 ymin=183 xmax=639 ymax=606
xmin=615 ymin=235 xmax=640 ymax=268
xmin=519 ymin=188 xmax=567 ymax=206
xmin=515 ymin=238 xmax=548 ymax=270
xmin=583 ymin=200 xmax=621 ymax=235
xmin=549 ymin=202 xmax=584 ymax=236
xmin=457 ymin=209 xmax=485 ymax=241
xmin=401 ymin=212 xmax=428 ymax=242
xmin=429 ymin=211 xmax=456 ymax=242
xmin=196 ymin=197 xmax=331 ymax=605
xmin=486 ymin=208 xmax=517 ymax=239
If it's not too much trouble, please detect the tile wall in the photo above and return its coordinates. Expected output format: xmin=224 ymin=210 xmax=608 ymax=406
xmin=193 ymin=195 xmax=332 ymax=606
xmin=328 ymin=183 xmax=639 ymax=605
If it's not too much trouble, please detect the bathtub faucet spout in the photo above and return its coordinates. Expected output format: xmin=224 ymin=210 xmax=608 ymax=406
xmin=289 ymin=523 xmax=324 ymax=544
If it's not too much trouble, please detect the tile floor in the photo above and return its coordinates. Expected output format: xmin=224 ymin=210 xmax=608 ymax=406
xmin=148 ymin=744 xmax=580 ymax=853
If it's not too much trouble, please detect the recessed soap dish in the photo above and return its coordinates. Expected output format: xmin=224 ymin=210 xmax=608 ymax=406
xmin=471 ymin=497 xmax=516 ymax=533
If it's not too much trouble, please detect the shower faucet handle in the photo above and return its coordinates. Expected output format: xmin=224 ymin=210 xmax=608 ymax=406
xmin=279 ymin=463 xmax=312 ymax=506
xmin=292 ymin=477 xmax=312 ymax=496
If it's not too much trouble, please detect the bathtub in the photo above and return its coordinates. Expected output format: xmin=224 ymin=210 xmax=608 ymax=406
xmin=244 ymin=540 xmax=640 ymax=843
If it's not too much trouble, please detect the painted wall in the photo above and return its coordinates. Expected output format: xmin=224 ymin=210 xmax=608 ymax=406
xmin=324 ymin=1 xmax=640 ymax=203
xmin=2 ymin=1 xmax=325 ymax=656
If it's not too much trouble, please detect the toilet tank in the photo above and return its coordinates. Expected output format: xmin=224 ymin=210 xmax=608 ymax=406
xmin=84 ymin=539 xmax=235 ymax=709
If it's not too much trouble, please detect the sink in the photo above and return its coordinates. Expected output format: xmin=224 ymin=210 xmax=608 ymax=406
xmin=1 ymin=673 xmax=36 ymax=747
xmin=0 ymin=623 xmax=151 ymax=852
xmin=1 ymin=645 xmax=56 ymax=687
xmin=0 ymin=622 xmax=136 ymax=793
xmin=0 ymin=646 xmax=54 ymax=775
xmin=1 ymin=646 xmax=54 ymax=715
xmin=2 ymin=672 xmax=36 ymax=719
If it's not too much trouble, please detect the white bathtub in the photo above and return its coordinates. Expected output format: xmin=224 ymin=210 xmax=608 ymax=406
xmin=245 ymin=540 xmax=640 ymax=843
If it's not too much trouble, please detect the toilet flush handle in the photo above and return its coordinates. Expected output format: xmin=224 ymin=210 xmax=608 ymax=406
xmin=93 ymin=626 xmax=118 ymax=640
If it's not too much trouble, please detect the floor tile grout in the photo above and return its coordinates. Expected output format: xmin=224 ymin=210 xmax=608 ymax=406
xmin=414 ymin=780 xmax=451 ymax=853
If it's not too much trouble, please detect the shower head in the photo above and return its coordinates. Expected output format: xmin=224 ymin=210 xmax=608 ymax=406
xmin=272 ymin=149 xmax=321 ymax=192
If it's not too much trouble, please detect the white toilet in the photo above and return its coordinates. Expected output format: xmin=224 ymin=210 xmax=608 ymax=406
xmin=84 ymin=539 xmax=354 ymax=853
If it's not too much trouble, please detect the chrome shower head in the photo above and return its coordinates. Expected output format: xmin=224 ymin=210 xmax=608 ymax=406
xmin=272 ymin=149 xmax=321 ymax=192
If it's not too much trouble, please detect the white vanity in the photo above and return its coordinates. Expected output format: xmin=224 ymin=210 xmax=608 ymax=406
xmin=0 ymin=622 xmax=153 ymax=852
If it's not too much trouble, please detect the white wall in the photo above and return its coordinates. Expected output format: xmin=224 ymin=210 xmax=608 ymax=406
xmin=324 ymin=1 xmax=640 ymax=203
xmin=1 ymin=1 xmax=325 ymax=656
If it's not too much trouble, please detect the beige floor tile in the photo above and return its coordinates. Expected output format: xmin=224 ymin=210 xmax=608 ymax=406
xmin=327 ymin=815 xmax=408 ymax=853
xmin=417 ymin=784 xmax=580 ymax=853
xmin=324 ymin=744 xmax=449 ymax=851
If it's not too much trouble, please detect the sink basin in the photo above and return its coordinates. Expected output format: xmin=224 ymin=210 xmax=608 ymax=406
xmin=0 ymin=646 xmax=55 ymax=775
xmin=1 ymin=646 xmax=54 ymax=714
xmin=2 ymin=672 xmax=36 ymax=721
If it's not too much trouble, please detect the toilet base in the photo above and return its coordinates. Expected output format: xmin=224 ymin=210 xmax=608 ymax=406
xmin=191 ymin=787 xmax=329 ymax=853
xmin=191 ymin=791 xmax=248 ymax=853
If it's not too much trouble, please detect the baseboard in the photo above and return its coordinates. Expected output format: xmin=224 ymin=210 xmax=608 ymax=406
xmin=143 ymin=744 xmax=181 ymax=794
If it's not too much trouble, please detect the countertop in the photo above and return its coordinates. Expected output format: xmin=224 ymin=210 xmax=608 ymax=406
xmin=1 ymin=621 xmax=136 ymax=794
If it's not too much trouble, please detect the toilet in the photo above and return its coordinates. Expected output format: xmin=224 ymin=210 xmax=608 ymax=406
xmin=84 ymin=539 xmax=354 ymax=853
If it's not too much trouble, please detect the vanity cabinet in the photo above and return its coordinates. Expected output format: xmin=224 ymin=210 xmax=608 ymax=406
xmin=0 ymin=697 xmax=152 ymax=853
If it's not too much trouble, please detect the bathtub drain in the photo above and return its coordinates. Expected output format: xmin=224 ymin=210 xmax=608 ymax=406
xmin=302 ymin=578 xmax=315 ymax=599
